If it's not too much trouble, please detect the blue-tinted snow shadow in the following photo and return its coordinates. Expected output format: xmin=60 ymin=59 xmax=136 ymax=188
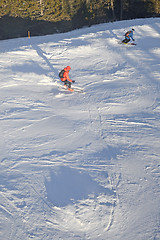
xmin=32 ymin=44 xmax=55 ymax=70
xmin=11 ymin=62 xmax=48 ymax=75
xmin=45 ymin=166 xmax=115 ymax=207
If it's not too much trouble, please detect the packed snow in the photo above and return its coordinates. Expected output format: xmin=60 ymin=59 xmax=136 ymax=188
xmin=0 ymin=18 xmax=160 ymax=240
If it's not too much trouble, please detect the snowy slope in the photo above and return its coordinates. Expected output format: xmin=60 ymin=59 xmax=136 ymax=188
xmin=0 ymin=18 xmax=160 ymax=240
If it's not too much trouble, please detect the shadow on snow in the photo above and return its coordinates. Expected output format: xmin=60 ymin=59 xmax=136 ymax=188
xmin=45 ymin=166 xmax=115 ymax=207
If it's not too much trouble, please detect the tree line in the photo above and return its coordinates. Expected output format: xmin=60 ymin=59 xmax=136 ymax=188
xmin=0 ymin=0 xmax=159 ymax=39
xmin=0 ymin=0 xmax=159 ymax=22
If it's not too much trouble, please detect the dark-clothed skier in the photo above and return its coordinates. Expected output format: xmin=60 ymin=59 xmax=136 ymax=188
xmin=122 ymin=29 xmax=135 ymax=44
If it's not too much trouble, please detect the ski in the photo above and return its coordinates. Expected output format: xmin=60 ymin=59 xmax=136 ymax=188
xmin=72 ymin=86 xmax=84 ymax=93
xmin=128 ymin=42 xmax=136 ymax=45
xmin=117 ymin=40 xmax=136 ymax=46
xmin=59 ymin=85 xmax=85 ymax=93
xmin=72 ymin=89 xmax=84 ymax=93
xmin=68 ymin=87 xmax=84 ymax=93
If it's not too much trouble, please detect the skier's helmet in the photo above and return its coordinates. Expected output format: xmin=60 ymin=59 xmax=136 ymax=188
xmin=66 ymin=66 xmax=71 ymax=71
xmin=132 ymin=28 xmax=135 ymax=31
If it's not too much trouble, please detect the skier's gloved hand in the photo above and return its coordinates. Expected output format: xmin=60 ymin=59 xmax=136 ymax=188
xmin=133 ymin=39 xmax=135 ymax=41
xmin=72 ymin=80 xmax=75 ymax=83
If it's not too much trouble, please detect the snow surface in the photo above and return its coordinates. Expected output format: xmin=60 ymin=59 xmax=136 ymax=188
xmin=0 ymin=18 xmax=160 ymax=240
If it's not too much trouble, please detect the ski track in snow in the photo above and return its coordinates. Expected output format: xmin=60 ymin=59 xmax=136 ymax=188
xmin=0 ymin=18 xmax=160 ymax=240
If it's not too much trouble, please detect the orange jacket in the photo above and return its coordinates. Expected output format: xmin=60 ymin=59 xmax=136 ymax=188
xmin=61 ymin=67 xmax=72 ymax=82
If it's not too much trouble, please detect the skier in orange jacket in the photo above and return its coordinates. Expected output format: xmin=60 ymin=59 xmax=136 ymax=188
xmin=59 ymin=66 xmax=75 ymax=89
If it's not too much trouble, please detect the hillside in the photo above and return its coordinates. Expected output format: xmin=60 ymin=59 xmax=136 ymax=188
xmin=0 ymin=18 xmax=160 ymax=240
